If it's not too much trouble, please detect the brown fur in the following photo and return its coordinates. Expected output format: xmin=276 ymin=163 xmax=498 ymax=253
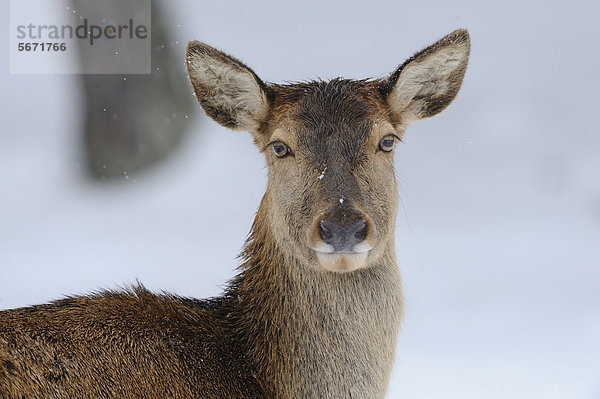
xmin=0 ymin=30 xmax=470 ymax=398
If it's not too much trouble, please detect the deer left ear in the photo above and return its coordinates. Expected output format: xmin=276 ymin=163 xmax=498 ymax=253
xmin=186 ymin=41 xmax=271 ymax=133
xmin=383 ymin=29 xmax=470 ymax=124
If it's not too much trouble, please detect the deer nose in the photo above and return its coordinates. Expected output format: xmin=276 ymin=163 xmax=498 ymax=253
xmin=319 ymin=219 xmax=367 ymax=252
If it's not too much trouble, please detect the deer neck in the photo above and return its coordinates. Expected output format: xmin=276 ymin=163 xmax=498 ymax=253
xmin=231 ymin=196 xmax=404 ymax=399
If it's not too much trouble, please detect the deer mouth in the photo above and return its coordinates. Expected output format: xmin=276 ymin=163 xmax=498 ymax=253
xmin=310 ymin=240 xmax=374 ymax=273
xmin=312 ymin=251 xmax=371 ymax=273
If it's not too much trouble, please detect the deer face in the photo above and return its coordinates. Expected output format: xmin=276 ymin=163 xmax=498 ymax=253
xmin=260 ymin=80 xmax=399 ymax=272
xmin=186 ymin=30 xmax=470 ymax=272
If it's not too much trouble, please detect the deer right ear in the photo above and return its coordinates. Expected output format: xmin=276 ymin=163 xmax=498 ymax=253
xmin=382 ymin=29 xmax=470 ymax=124
xmin=186 ymin=41 xmax=271 ymax=132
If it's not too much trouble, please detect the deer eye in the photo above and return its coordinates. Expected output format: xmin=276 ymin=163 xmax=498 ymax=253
xmin=272 ymin=141 xmax=291 ymax=158
xmin=378 ymin=135 xmax=396 ymax=152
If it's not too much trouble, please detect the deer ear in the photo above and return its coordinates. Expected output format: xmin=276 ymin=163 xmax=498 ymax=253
xmin=383 ymin=29 xmax=470 ymax=124
xmin=186 ymin=41 xmax=271 ymax=132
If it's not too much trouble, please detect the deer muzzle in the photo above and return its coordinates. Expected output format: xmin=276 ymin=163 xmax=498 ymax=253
xmin=308 ymin=202 xmax=376 ymax=272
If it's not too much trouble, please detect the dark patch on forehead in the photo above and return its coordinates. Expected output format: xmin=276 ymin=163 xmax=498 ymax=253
xmin=272 ymin=79 xmax=382 ymax=165
xmin=297 ymin=80 xmax=374 ymax=127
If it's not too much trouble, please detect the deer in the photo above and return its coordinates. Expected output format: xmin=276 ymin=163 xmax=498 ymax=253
xmin=0 ymin=29 xmax=470 ymax=398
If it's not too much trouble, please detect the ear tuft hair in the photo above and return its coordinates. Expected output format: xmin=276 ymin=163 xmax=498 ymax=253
xmin=382 ymin=29 xmax=470 ymax=124
xmin=186 ymin=41 xmax=271 ymax=132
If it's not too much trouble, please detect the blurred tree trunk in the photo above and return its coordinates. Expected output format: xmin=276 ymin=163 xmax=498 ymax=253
xmin=73 ymin=0 xmax=195 ymax=180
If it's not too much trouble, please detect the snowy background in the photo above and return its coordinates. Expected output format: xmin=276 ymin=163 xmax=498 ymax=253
xmin=1 ymin=0 xmax=599 ymax=398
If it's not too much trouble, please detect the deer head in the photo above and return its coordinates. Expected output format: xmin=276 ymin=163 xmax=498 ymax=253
xmin=186 ymin=30 xmax=470 ymax=273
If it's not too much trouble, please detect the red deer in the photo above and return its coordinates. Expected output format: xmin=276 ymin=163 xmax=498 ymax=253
xmin=0 ymin=29 xmax=470 ymax=398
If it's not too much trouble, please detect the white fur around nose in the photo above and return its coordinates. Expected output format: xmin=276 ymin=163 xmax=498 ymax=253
xmin=315 ymin=251 xmax=370 ymax=273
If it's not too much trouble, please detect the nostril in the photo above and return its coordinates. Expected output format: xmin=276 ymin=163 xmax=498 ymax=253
xmin=353 ymin=220 xmax=367 ymax=242
xmin=319 ymin=220 xmax=335 ymax=243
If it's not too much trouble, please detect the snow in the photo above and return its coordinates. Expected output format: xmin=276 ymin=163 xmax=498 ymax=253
xmin=2 ymin=0 xmax=600 ymax=398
